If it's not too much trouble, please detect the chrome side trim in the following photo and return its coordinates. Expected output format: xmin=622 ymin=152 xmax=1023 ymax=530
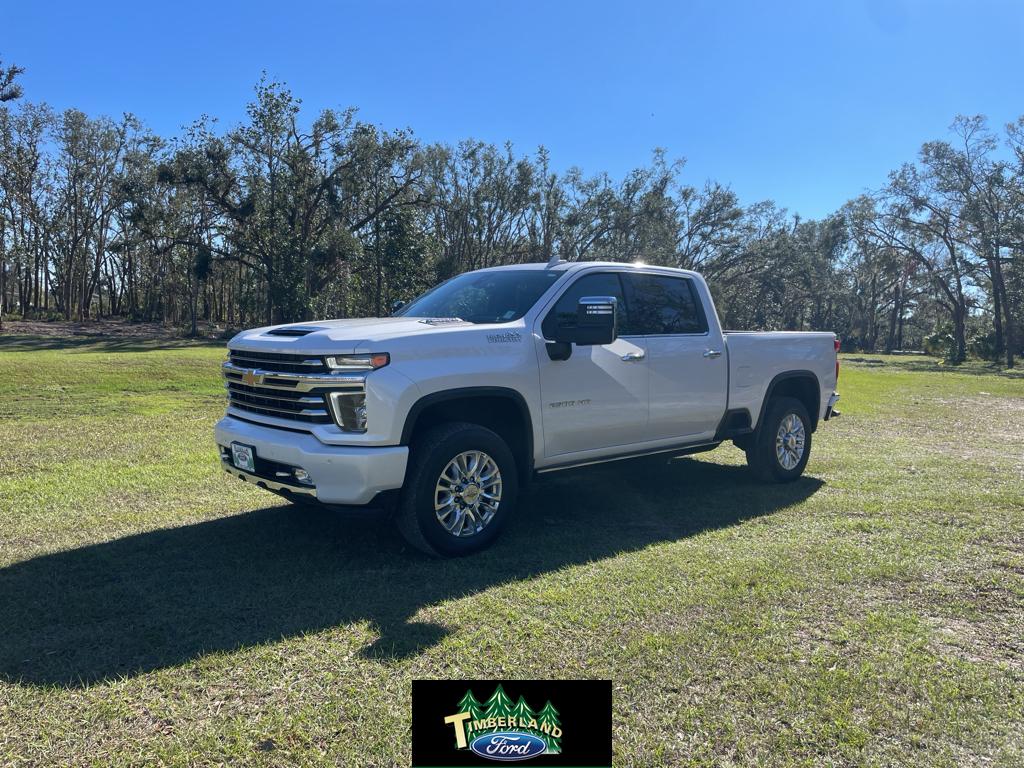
xmin=221 ymin=459 xmax=318 ymax=497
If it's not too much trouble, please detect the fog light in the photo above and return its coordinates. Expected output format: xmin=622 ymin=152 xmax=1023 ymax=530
xmin=328 ymin=391 xmax=368 ymax=432
xmin=293 ymin=468 xmax=313 ymax=485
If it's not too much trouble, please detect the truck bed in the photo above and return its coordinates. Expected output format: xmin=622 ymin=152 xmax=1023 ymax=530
xmin=724 ymin=331 xmax=838 ymax=428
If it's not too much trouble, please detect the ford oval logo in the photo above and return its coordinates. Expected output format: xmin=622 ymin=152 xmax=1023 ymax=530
xmin=469 ymin=731 xmax=547 ymax=761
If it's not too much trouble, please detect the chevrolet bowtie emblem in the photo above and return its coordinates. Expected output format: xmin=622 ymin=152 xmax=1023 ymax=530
xmin=242 ymin=370 xmax=263 ymax=386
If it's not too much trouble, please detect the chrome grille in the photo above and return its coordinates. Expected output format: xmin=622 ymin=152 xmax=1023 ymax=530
xmin=222 ymin=359 xmax=365 ymax=427
xmin=225 ymin=379 xmax=331 ymax=423
xmin=228 ymin=350 xmax=329 ymax=374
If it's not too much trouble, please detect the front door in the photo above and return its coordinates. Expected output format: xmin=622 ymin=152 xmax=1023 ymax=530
xmin=534 ymin=271 xmax=650 ymax=457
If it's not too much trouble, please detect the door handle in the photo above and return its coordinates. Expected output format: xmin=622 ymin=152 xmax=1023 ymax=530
xmin=621 ymin=351 xmax=646 ymax=362
xmin=703 ymin=349 xmax=722 ymax=359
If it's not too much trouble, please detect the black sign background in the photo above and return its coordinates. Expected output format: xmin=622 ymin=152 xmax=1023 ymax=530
xmin=412 ymin=679 xmax=612 ymax=767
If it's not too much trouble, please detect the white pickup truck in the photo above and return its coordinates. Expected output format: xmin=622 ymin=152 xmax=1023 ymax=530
xmin=216 ymin=261 xmax=840 ymax=556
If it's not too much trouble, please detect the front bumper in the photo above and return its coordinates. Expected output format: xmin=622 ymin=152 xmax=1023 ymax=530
xmin=215 ymin=415 xmax=409 ymax=505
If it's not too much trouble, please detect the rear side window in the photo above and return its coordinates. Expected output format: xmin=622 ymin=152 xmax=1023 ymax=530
xmin=541 ymin=272 xmax=628 ymax=339
xmin=624 ymin=274 xmax=707 ymax=335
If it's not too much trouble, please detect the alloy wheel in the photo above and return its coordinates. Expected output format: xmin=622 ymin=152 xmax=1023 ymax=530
xmin=434 ymin=450 xmax=502 ymax=537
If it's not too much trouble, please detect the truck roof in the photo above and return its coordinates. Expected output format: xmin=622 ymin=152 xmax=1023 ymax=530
xmin=474 ymin=260 xmax=700 ymax=278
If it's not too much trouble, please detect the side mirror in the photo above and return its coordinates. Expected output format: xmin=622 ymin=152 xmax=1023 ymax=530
xmin=546 ymin=296 xmax=618 ymax=360
xmin=557 ymin=296 xmax=618 ymax=346
xmin=391 ymin=300 xmax=406 ymax=315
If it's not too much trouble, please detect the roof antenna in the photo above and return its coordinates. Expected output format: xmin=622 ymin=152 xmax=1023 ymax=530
xmin=546 ymin=254 xmax=562 ymax=268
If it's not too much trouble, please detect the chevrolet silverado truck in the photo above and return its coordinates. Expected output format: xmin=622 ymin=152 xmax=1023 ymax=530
xmin=216 ymin=261 xmax=840 ymax=556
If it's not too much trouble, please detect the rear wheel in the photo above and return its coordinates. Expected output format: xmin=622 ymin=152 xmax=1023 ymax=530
xmin=745 ymin=396 xmax=812 ymax=482
xmin=396 ymin=422 xmax=518 ymax=557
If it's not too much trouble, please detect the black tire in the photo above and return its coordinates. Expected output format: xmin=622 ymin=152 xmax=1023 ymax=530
xmin=395 ymin=422 xmax=518 ymax=557
xmin=745 ymin=396 xmax=812 ymax=483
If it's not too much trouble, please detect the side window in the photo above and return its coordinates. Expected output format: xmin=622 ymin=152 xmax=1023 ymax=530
xmin=541 ymin=273 xmax=628 ymax=340
xmin=624 ymin=274 xmax=707 ymax=335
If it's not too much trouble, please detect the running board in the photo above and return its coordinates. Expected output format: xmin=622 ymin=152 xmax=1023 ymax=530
xmin=535 ymin=440 xmax=721 ymax=475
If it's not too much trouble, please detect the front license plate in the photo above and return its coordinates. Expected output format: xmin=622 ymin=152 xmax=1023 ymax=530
xmin=231 ymin=442 xmax=256 ymax=473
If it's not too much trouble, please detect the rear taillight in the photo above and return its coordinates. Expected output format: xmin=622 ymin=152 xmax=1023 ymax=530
xmin=834 ymin=337 xmax=841 ymax=383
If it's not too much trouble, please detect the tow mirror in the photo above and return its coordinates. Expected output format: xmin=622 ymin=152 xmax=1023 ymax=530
xmin=546 ymin=296 xmax=618 ymax=360
xmin=566 ymin=296 xmax=618 ymax=346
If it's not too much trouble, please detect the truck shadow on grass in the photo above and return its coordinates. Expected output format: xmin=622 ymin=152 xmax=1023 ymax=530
xmin=0 ymin=457 xmax=822 ymax=687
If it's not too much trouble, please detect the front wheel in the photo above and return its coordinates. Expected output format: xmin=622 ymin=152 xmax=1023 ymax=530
xmin=396 ymin=422 xmax=518 ymax=557
xmin=745 ymin=396 xmax=812 ymax=483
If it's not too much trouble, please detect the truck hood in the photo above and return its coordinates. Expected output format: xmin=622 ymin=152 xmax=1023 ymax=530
xmin=228 ymin=317 xmax=476 ymax=355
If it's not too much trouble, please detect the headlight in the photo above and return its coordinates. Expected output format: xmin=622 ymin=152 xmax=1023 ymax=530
xmin=328 ymin=391 xmax=368 ymax=432
xmin=324 ymin=353 xmax=387 ymax=431
xmin=325 ymin=353 xmax=390 ymax=371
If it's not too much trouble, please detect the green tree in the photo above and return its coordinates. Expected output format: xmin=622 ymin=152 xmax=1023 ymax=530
xmin=0 ymin=58 xmax=23 ymax=102
xmin=510 ymin=695 xmax=535 ymax=724
xmin=537 ymin=700 xmax=562 ymax=753
xmin=482 ymin=684 xmax=514 ymax=721
xmin=456 ymin=689 xmax=485 ymax=722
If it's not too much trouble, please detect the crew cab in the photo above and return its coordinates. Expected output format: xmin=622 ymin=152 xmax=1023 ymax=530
xmin=216 ymin=261 xmax=840 ymax=556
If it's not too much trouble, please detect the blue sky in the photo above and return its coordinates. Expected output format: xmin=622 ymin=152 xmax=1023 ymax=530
xmin=5 ymin=0 xmax=1023 ymax=218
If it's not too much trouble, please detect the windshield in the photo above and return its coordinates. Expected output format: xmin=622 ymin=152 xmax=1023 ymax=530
xmin=395 ymin=269 xmax=562 ymax=324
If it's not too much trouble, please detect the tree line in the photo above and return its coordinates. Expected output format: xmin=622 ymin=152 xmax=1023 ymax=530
xmin=1 ymin=65 xmax=1021 ymax=366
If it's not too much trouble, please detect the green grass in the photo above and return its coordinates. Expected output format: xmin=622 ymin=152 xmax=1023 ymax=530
xmin=0 ymin=340 xmax=1022 ymax=767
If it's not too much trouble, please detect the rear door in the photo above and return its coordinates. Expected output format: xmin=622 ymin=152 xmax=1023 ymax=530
xmin=534 ymin=271 xmax=650 ymax=456
xmin=622 ymin=272 xmax=727 ymax=441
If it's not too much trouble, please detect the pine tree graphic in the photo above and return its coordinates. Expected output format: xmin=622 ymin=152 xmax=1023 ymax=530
xmin=482 ymin=684 xmax=515 ymax=721
xmin=510 ymin=694 xmax=535 ymax=725
xmin=537 ymin=700 xmax=562 ymax=754
xmin=457 ymin=689 xmax=485 ymax=722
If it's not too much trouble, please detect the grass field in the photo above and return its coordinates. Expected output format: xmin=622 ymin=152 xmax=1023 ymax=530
xmin=0 ymin=335 xmax=1022 ymax=767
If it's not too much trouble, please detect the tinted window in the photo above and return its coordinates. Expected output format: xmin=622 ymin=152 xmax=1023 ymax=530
xmin=624 ymin=274 xmax=707 ymax=335
xmin=541 ymin=272 xmax=628 ymax=339
xmin=396 ymin=269 xmax=561 ymax=324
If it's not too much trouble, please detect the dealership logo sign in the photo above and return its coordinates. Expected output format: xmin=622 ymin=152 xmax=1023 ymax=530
xmin=444 ymin=684 xmax=562 ymax=761
xmin=470 ymin=732 xmax=547 ymax=761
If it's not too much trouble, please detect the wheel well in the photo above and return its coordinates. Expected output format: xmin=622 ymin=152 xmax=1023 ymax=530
xmin=765 ymin=373 xmax=821 ymax=431
xmin=405 ymin=392 xmax=533 ymax=482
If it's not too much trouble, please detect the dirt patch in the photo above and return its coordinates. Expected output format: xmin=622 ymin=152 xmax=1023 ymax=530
xmin=928 ymin=615 xmax=1024 ymax=672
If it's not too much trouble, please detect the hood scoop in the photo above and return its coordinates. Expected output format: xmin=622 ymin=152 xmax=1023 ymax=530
xmin=265 ymin=326 xmax=323 ymax=337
